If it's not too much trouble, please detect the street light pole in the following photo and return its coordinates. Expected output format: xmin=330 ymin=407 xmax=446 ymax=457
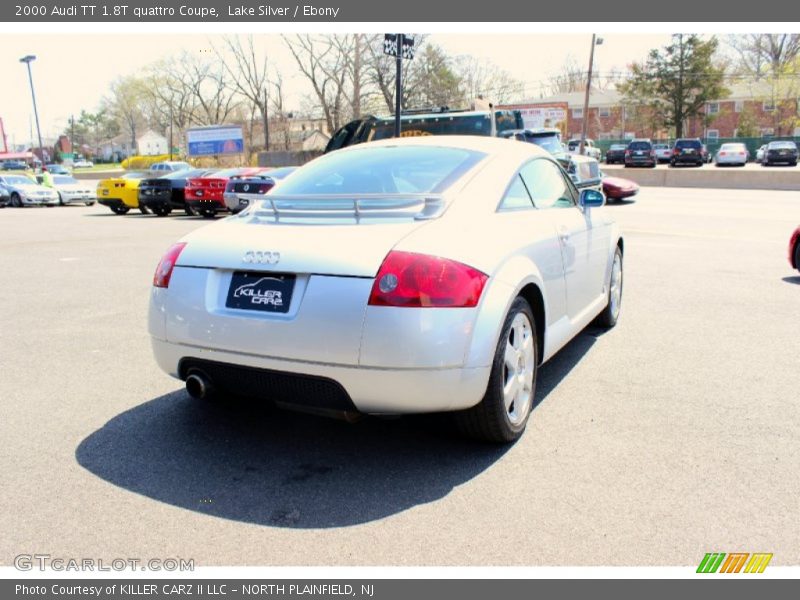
xmin=20 ymin=55 xmax=45 ymax=170
xmin=579 ymin=35 xmax=602 ymax=156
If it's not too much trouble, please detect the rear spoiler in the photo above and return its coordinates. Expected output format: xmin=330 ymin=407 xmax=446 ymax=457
xmin=236 ymin=193 xmax=446 ymax=223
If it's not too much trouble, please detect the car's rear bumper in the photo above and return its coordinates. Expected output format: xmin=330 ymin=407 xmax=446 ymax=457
xmin=186 ymin=199 xmax=227 ymax=211
xmin=151 ymin=337 xmax=490 ymax=414
xmin=60 ymin=193 xmax=97 ymax=204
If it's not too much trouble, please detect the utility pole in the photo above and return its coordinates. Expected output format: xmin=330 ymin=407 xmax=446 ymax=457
xmin=20 ymin=55 xmax=45 ymax=169
xmin=395 ymin=33 xmax=402 ymax=137
xmin=169 ymin=105 xmax=173 ymax=161
xmin=579 ymin=35 xmax=602 ymax=156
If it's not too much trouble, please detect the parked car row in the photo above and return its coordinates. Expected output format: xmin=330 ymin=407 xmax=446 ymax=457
xmin=756 ymin=141 xmax=799 ymax=166
xmin=97 ymin=166 xmax=298 ymax=217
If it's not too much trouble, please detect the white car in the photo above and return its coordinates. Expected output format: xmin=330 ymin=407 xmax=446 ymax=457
xmin=714 ymin=143 xmax=748 ymax=166
xmin=756 ymin=144 xmax=767 ymax=164
xmin=653 ymin=143 xmax=672 ymax=163
xmin=566 ymin=138 xmax=602 ymax=160
xmin=72 ymin=159 xmax=94 ymax=168
xmin=50 ymin=175 xmax=97 ymax=206
xmin=0 ymin=174 xmax=59 ymax=207
xmin=149 ymin=136 xmax=624 ymax=442
xmin=149 ymin=161 xmax=192 ymax=174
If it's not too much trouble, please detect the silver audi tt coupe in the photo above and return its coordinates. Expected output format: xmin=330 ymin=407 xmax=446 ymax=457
xmin=149 ymin=136 xmax=624 ymax=442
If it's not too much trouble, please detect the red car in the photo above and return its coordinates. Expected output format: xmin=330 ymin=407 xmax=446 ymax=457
xmin=602 ymin=176 xmax=639 ymax=201
xmin=185 ymin=167 xmax=268 ymax=218
xmin=789 ymin=226 xmax=800 ymax=272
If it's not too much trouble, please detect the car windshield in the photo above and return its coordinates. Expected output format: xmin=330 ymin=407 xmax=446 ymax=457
xmin=675 ymin=140 xmax=701 ymax=148
xmin=654 ymin=144 xmax=669 ymax=149
xmin=2 ymin=176 xmax=33 ymax=185
xmin=610 ymin=145 xmax=626 ymax=150
xmin=53 ymin=176 xmax=78 ymax=184
xmin=769 ymin=142 xmax=796 ymax=149
xmin=276 ymin=146 xmax=486 ymax=196
xmin=628 ymin=141 xmax=651 ymax=150
xmin=720 ymin=144 xmax=744 ymax=151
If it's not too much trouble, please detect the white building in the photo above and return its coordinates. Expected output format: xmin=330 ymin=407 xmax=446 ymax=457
xmin=136 ymin=130 xmax=168 ymax=156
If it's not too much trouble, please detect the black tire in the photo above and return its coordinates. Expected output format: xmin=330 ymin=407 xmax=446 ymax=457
xmin=11 ymin=193 xmax=22 ymax=208
xmin=110 ymin=205 xmax=130 ymax=215
xmin=152 ymin=206 xmax=172 ymax=217
xmin=138 ymin=205 xmax=150 ymax=215
xmin=455 ymin=296 xmax=538 ymax=443
xmin=58 ymin=193 xmax=64 ymax=206
xmin=791 ymin=161 xmax=797 ymax=167
xmin=85 ymin=202 xmax=95 ymax=207
xmin=199 ymin=208 xmax=217 ymax=219
xmin=794 ymin=242 xmax=800 ymax=273
xmin=596 ymin=246 xmax=623 ymax=329
xmin=184 ymin=205 xmax=196 ymax=216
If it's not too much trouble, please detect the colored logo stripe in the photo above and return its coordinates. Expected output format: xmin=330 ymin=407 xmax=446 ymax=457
xmin=720 ymin=553 xmax=749 ymax=573
xmin=744 ymin=553 xmax=773 ymax=573
xmin=697 ymin=553 xmax=726 ymax=573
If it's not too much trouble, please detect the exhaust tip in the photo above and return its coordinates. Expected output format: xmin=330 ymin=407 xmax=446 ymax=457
xmin=185 ymin=372 xmax=213 ymax=400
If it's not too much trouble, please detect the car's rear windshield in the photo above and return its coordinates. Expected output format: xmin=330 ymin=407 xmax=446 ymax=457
xmin=365 ymin=112 xmax=521 ymax=142
xmin=654 ymin=144 xmax=669 ymax=149
xmin=628 ymin=141 xmax=651 ymax=150
xmin=675 ymin=139 xmax=702 ymax=148
xmin=768 ymin=141 xmax=797 ymax=149
xmin=609 ymin=145 xmax=626 ymax=150
xmin=276 ymin=146 xmax=486 ymax=195
xmin=720 ymin=143 xmax=745 ymax=150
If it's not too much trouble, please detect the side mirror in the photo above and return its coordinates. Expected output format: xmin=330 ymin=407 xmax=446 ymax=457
xmin=579 ymin=188 xmax=605 ymax=208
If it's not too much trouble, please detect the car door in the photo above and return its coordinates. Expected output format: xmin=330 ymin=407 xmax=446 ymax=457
xmin=495 ymin=171 xmax=568 ymax=329
xmin=519 ymin=158 xmax=609 ymax=322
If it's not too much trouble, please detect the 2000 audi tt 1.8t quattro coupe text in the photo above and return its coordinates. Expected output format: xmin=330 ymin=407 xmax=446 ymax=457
xmin=149 ymin=137 xmax=624 ymax=442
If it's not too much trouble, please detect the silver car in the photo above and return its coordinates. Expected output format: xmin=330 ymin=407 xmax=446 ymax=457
xmin=0 ymin=174 xmax=59 ymax=207
xmin=50 ymin=175 xmax=97 ymax=206
xmin=714 ymin=143 xmax=748 ymax=166
xmin=149 ymin=137 xmax=624 ymax=442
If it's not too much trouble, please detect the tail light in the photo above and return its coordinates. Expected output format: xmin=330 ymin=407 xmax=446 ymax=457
xmin=368 ymin=251 xmax=488 ymax=308
xmin=719 ymin=152 xmax=726 ymax=156
xmin=673 ymin=148 xmax=680 ymax=155
xmin=624 ymin=150 xmax=631 ymax=157
xmin=153 ymin=242 xmax=187 ymax=288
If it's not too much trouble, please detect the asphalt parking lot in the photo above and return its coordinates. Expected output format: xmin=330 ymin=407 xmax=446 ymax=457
xmin=1 ymin=187 xmax=798 ymax=567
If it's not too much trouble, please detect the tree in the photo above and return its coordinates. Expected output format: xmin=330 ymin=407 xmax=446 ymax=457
xmin=619 ymin=34 xmax=729 ymax=138
xmin=215 ymin=35 xmax=271 ymax=149
xmin=106 ymin=76 xmax=149 ymax=149
xmin=726 ymin=34 xmax=800 ymax=79
xmin=735 ymin=103 xmax=759 ymax=137
xmin=454 ymin=55 xmax=524 ymax=105
xmin=283 ymin=34 xmax=352 ymax=133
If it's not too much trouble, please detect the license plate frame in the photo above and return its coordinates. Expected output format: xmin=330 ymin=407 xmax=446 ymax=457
xmin=225 ymin=271 xmax=295 ymax=314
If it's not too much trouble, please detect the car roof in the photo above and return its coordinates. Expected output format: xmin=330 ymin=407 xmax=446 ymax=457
xmin=337 ymin=134 xmax=551 ymax=161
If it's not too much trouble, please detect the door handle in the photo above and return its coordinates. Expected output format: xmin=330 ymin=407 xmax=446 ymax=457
xmin=558 ymin=227 xmax=570 ymax=242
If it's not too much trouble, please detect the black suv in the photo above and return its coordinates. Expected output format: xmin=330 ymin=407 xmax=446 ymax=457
xmin=762 ymin=141 xmax=798 ymax=167
xmin=624 ymin=139 xmax=656 ymax=168
xmin=670 ymin=138 xmax=704 ymax=167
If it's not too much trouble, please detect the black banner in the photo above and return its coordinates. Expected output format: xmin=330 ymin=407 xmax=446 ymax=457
xmin=4 ymin=579 xmax=799 ymax=600
xmin=1 ymin=0 xmax=793 ymax=22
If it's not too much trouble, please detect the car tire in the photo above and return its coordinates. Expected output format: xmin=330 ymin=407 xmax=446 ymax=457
xmin=110 ymin=205 xmax=130 ymax=215
xmin=199 ymin=208 xmax=217 ymax=219
xmin=138 ymin=205 xmax=150 ymax=215
xmin=85 ymin=202 xmax=95 ymax=207
xmin=11 ymin=193 xmax=22 ymax=208
xmin=795 ymin=242 xmax=800 ymax=273
xmin=455 ymin=296 xmax=538 ymax=443
xmin=58 ymin=193 xmax=64 ymax=206
xmin=153 ymin=206 xmax=172 ymax=217
xmin=596 ymin=246 xmax=623 ymax=329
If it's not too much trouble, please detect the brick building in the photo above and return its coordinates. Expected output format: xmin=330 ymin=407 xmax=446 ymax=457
xmin=502 ymin=82 xmax=800 ymax=142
